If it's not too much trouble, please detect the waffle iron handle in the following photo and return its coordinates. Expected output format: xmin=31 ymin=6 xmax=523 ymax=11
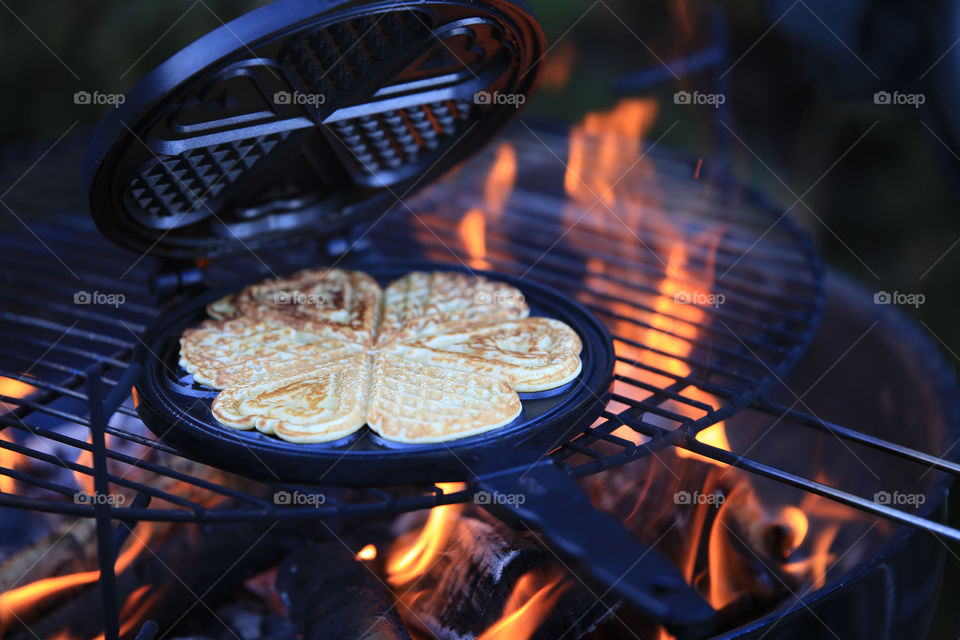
xmin=475 ymin=460 xmax=718 ymax=640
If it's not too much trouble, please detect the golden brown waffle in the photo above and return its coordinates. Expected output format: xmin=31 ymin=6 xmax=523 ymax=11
xmin=180 ymin=270 xmax=582 ymax=443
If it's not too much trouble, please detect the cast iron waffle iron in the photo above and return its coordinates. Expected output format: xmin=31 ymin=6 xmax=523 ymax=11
xmin=136 ymin=259 xmax=616 ymax=487
xmin=80 ymin=1 xmax=785 ymax=637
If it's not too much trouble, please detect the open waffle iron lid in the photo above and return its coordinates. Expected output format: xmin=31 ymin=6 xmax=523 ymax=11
xmin=82 ymin=0 xmax=545 ymax=259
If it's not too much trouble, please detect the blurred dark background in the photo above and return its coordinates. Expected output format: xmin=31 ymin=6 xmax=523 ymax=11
xmin=0 ymin=0 xmax=958 ymax=637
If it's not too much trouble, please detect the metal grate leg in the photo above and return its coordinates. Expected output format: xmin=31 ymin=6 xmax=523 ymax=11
xmin=86 ymin=363 xmax=120 ymax=640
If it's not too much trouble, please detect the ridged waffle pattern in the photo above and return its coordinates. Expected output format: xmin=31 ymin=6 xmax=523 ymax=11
xmin=282 ymin=10 xmax=432 ymax=101
xmin=126 ymin=131 xmax=290 ymax=224
xmin=330 ymin=100 xmax=474 ymax=175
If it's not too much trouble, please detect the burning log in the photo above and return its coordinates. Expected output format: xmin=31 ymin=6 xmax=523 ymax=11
xmin=7 ymin=520 xmax=285 ymax=640
xmin=387 ymin=503 xmax=614 ymax=640
xmin=0 ymin=517 xmax=98 ymax=593
xmin=277 ymin=541 xmax=412 ymax=640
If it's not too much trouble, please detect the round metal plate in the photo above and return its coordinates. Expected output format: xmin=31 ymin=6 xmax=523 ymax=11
xmin=134 ymin=260 xmax=614 ymax=485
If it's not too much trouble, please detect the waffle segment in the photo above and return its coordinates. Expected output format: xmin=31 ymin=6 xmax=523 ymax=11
xmin=379 ymin=271 xmax=529 ymax=342
xmin=366 ymin=353 xmax=522 ymax=443
xmin=386 ymin=317 xmax=583 ymax=392
xmin=211 ymin=354 xmax=371 ymax=443
xmin=234 ymin=268 xmax=381 ymax=345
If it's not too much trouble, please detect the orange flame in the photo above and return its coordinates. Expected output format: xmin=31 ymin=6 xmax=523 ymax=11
xmin=565 ymin=98 xmax=659 ymax=211
xmin=387 ymin=484 xmax=576 ymax=639
xmin=91 ymin=584 xmax=160 ymax=640
xmin=484 ymin=142 xmax=517 ymax=222
xmin=0 ymin=376 xmax=35 ymax=415
xmin=540 ymin=41 xmax=576 ymax=91
xmin=356 ymin=543 xmax=377 ymax=561
xmin=458 ymin=142 xmax=516 ymax=269
xmin=0 ymin=377 xmax=38 ymax=495
xmin=0 ymin=523 xmax=153 ymax=631
xmin=560 ymin=96 xmax=860 ymax=623
xmin=477 ymin=570 xmax=570 ymax=640
xmin=0 ymin=433 xmax=18 ymax=495
xmin=387 ymin=482 xmax=466 ymax=586
xmin=459 ymin=209 xmax=489 ymax=270
xmin=72 ymin=435 xmax=97 ymax=497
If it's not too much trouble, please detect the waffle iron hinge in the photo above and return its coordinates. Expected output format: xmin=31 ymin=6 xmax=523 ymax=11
xmin=148 ymin=259 xmax=208 ymax=303
xmin=146 ymin=225 xmax=376 ymax=303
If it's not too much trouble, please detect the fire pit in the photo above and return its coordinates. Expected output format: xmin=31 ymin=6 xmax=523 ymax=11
xmin=0 ymin=0 xmax=957 ymax=639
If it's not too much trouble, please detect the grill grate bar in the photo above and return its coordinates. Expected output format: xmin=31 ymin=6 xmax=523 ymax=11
xmin=0 ymin=330 xmax=132 ymax=371
xmin=380 ymin=218 xmax=818 ymax=320
xmin=0 ymin=435 xmax=208 ymax=512
xmin=0 ymin=415 xmax=276 ymax=509
xmin=611 ymin=378 xmax=715 ymax=412
xmin=683 ymin=437 xmax=960 ymax=544
xmin=383 ymin=242 xmax=802 ymax=375
xmin=0 ymin=312 xmax=136 ymax=351
xmin=613 ymin=346 xmax=760 ymax=389
xmin=754 ymin=398 xmax=960 ymax=477
xmin=0 ymin=370 xmax=138 ymax=419
xmin=0 ymin=281 xmax=156 ymax=319
xmin=411 ymin=193 xmax=819 ymax=287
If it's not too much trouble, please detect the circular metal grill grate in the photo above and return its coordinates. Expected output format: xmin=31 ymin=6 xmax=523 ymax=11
xmin=0 ymin=126 xmax=823 ymax=521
